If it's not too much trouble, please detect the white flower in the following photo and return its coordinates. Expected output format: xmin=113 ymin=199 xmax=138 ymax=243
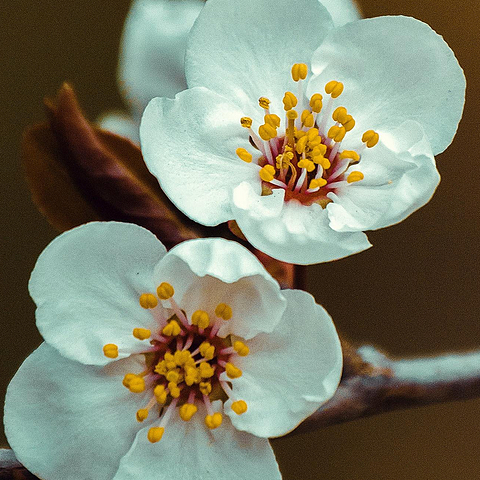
xmin=4 ymin=222 xmax=342 ymax=480
xmin=99 ymin=0 xmax=361 ymax=143
xmin=140 ymin=0 xmax=465 ymax=265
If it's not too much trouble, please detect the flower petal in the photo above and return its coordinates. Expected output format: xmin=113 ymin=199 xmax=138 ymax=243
xmin=119 ymin=0 xmax=204 ymax=116
xmin=321 ymin=0 xmax=361 ymax=26
xmin=29 ymin=222 xmax=167 ymax=365
xmin=231 ymin=181 xmax=372 ymax=264
xmin=5 ymin=343 xmax=148 ymax=480
xmin=113 ymin=403 xmax=281 ymax=480
xmin=141 ymin=88 xmax=261 ymax=226
xmin=327 ymin=120 xmax=440 ymax=232
xmin=154 ymin=238 xmax=287 ymax=339
xmin=185 ymin=0 xmax=334 ymax=116
xmin=308 ymin=16 xmax=465 ymax=155
xmin=223 ymin=289 xmax=342 ymax=437
xmin=97 ymin=111 xmax=140 ymax=144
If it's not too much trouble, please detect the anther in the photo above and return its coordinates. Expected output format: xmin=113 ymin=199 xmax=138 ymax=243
xmin=295 ymin=135 xmax=309 ymax=154
xmin=154 ymin=385 xmax=167 ymax=404
xmin=298 ymin=159 xmax=315 ymax=172
xmin=199 ymin=362 xmax=215 ymax=379
xmin=276 ymin=151 xmax=294 ymax=170
xmin=199 ymin=381 xmax=212 ymax=395
xmin=332 ymin=106 xmax=348 ymax=124
xmin=225 ymin=362 xmax=243 ymax=379
xmin=259 ymin=165 xmax=276 ymax=182
xmin=339 ymin=150 xmax=360 ymax=162
xmin=136 ymin=408 xmax=149 ymax=422
xmin=147 ymin=427 xmax=165 ymax=443
xmin=236 ymin=147 xmax=252 ymax=163
xmin=325 ymin=80 xmax=344 ymax=98
xmin=347 ymin=171 xmax=364 ymax=183
xmin=215 ymin=303 xmax=233 ymax=320
xmin=309 ymin=178 xmax=327 ymax=189
xmin=343 ymin=115 xmax=355 ymax=132
xmin=132 ymin=328 xmax=151 ymax=340
xmin=231 ymin=400 xmax=248 ymax=415
xmin=240 ymin=117 xmax=253 ymax=128
xmin=328 ymin=125 xmax=346 ymax=142
xmin=233 ymin=341 xmax=249 ymax=356
xmin=179 ymin=403 xmax=198 ymax=422
xmin=162 ymin=320 xmax=181 ymax=337
xmin=191 ymin=310 xmax=210 ymax=329
xmin=362 ymin=130 xmax=379 ymax=148
xmin=139 ymin=293 xmax=158 ymax=309
xmin=157 ymin=282 xmax=174 ymax=300
xmin=168 ymin=382 xmax=181 ymax=398
xmin=309 ymin=93 xmax=323 ymax=113
xmin=205 ymin=412 xmax=223 ymax=430
xmin=122 ymin=373 xmax=136 ymax=388
xmin=264 ymin=114 xmax=281 ymax=128
xmin=103 ymin=344 xmax=118 ymax=358
xmin=283 ymin=92 xmax=298 ymax=110
xmin=128 ymin=376 xmax=145 ymax=393
xmin=291 ymin=63 xmax=308 ymax=82
xmin=258 ymin=123 xmax=277 ymax=141
xmin=301 ymin=110 xmax=314 ymax=128
xmin=258 ymin=97 xmax=271 ymax=109
xmin=199 ymin=342 xmax=215 ymax=360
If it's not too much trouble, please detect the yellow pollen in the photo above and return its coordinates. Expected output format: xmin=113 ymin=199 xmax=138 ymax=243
xmin=286 ymin=109 xmax=298 ymax=120
xmin=147 ymin=427 xmax=165 ymax=443
xmin=309 ymin=93 xmax=323 ymax=113
xmin=313 ymin=156 xmax=331 ymax=169
xmin=311 ymin=144 xmax=327 ymax=156
xmin=259 ymin=165 xmax=276 ymax=182
xmin=136 ymin=408 xmax=149 ymax=422
xmin=258 ymin=97 xmax=271 ymax=109
xmin=343 ymin=115 xmax=355 ymax=132
xmin=199 ymin=342 xmax=215 ymax=360
xmin=236 ymin=147 xmax=252 ymax=163
xmin=122 ymin=373 xmax=136 ymax=388
xmin=199 ymin=381 xmax=212 ymax=395
xmin=339 ymin=150 xmax=360 ymax=162
xmin=283 ymin=92 xmax=298 ymax=111
xmin=231 ymin=400 xmax=248 ymax=415
xmin=174 ymin=350 xmax=192 ymax=366
xmin=301 ymin=110 xmax=314 ymax=128
xmin=328 ymin=125 xmax=346 ymax=142
xmin=240 ymin=117 xmax=253 ymax=128
xmin=308 ymin=136 xmax=322 ymax=148
xmin=307 ymin=128 xmax=319 ymax=141
xmin=309 ymin=178 xmax=328 ymax=189
xmin=258 ymin=123 xmax=277 ymax=141
xmin=362 ymin=130 xmax=379 ymax=148
xmin=132 ymin=328 xmax=151 ymax=341
xmin=179 ymin=403 xmax=198 ymax=422
xmin=233 ymin=341 xmax=249 ymax=356
xmin=168 ymin=382 xmax=181 ymax=398
xmin=199 ymin=362 xmax=215 ymax=379
xmin=162 ymin=320 xmax=181 ymax=337
xmin=166 ymin=370 xmax=181 ymax=383
xmin=347 ymin=171 xmax=364 ymax=183
xmin=139 ymin=293 xmax=158 ymax=309
xmin=325 ymin=80 xmax=344 ymax=98
xmin=215 ymin=303 xmax=233 ymax=320
xmin=298 ymin=158 xmax=315 ymax=172
xmin=205 ymin=412 xmax=223 ymax=430
xmin=154 ymin=385 xmax=167 ymax=403
xmin=225 ymin=362 xmax=242 ymax=379
xmin=128 ymin=376 xmax=146 ymax=393
xmin=291 ymin=63 xmax=308 ymax=82
xmin=276 ymin=152 xmax=294 ymax=170
xmin=185 ymin=366 xmax=201 ymax=386
xmin=264 ymin=114 xmax=281 ymax=128
xmin=103 ymin=344 xmax=118 ymax=359
xmin=295 ymin=135 xmax=309 ymax=154
xmin=156 ymin=282 xmax=174 ymax=300
xmin=332 ymin=106 xmax=348 ymax=124
xmin=191 ymin=310 xmax=210 ymax=329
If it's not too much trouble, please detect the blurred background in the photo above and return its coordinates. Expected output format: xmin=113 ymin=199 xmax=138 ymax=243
xmin=1 ymin=0 xmax=479 ymax=478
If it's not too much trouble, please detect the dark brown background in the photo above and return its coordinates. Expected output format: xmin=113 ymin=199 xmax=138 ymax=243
xmin=1 ymin=0 xmax=479 ymax=478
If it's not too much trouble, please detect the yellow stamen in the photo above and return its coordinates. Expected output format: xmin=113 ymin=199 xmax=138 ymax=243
xmin=162 ymin=320 xmax=181 ymax=337
xmin=264 ymin=114 xmax=281 ymax=128
xmin=199 ymin=362 xmax=215 ymax=379
xmin=328 ymin=125 xmax=346 ymax=142
xmin=139 ymin=293 xmax=158 ymax=309
xmin=298 ymin=158 xmax=315 ymax=172
xmin=205 ymin=412 xmax=223 ymax=429
xmin=286 ymin=109 xmax=298 ymax=147
xmin=132 ymin=328 xmax=151 ymax=341
xmin=179 ymin=403 xmax=198 ymax=422
xmin=276 ymin=151 xmax=294 ymax=170
xmin=236 ymin=147 xmax=252 ymax=163
xmin=240 ymin=117 xmax=253 ymax=128
xmin=325 ymin=80 xmax=344 ymax=98
xmin=307 ymin=128 xmax=320 ymax=141
xmin=343 ymin=115 xmax=355 ymax=132
xmin=309 ymin=178 xmax=327 ymax=189
xmin=168 ymin=382 xmax=181 ymax=398
xmin=233 ymin=341 xmax=249 ymax=356
xmin=147 ymin=427 xmax=165 ymax=443
xmin=225 ymin=362 xmax=242 ymax=379
xmin=301 ymin=110 xmax=314 ymax=128
xmin=191 ymin=310 xmax=210 ymax=329
xmin=259 ymin=165 xmax=276 ymax=182
xmin=215 ymin=303 xmax=233 ymax=320
xmin=199 ymin=342 xmax=215 ymax=360
xmin=311 ymin=144 xmax=327 ymax=156
xmin=199 ymin=381 xmax=212 ymax=395
xmin=231 ymin=400 xmax=248 ymax=415
xmin=362 ymin=130 xmax=379 ymax=148
xmin=136 ymin=408 xmax=149 ymax=422
xmin=339 ymin=150 xmax=360 ymax=162
xmin=283 ymin=92 xmax=298 ymax=111
xmin=291 ymin=63 xmax=308 ymax=82
xmin=309 ymin=93 xmax=323 ymax=113
xmin=128 ymin=376 xmax=145 ymax=393
xmin=332 ymin=106 xmax=348 ymax=124
xmin=347 ymin=171 xmax=364 ymax=183
xmin=122 ymin=373 xmax=136 ymax=388
xmin=312 ymin=156 xmax=331 ymax=169
xmin=258 ymin=97 xmax=271 ymax=109
xmin=258 ymin=123 xmax=277 ymax=141
xmin=103 ymin=344 xmax=118 ymax=359
xmin=156 ymin=282 xmax=174 ymax=300
xmin=174 ymin=350 xmax=192 ymax=366
xmin=154 ymin=385 xmax=167 ymax=403
xmin=166 ymin=370 xmax=181 ymax=383
xmin=295 ymin=135 xmax=309 ymax=154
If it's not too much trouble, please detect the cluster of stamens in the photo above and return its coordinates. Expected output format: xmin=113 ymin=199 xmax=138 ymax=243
xmin=103 ymin=283 xmax=249 ymax=443
xmin=236 ymin=63 xmax=379 ymax=206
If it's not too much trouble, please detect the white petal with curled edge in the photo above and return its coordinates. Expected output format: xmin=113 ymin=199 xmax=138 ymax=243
xmin=119 ymin=0 xmax=205 ymax=115
xmin=223 ymin=289 xmax=342 ymax=438
xmin=140 ymin=88 xmax=261 ymax=226
xmin=321 ymin=0 xmax=361 ymax=26
xmin=113 ymin=403 xmax=281 ymax=480
xmin=154 ymin=238 xmax=287 ymax=339
xmin=97 ymin=111 xmax=140 ymax=144
xmin=327 ymin=120 xmax=440 ymax=232
xmin=5 ymin=343 xmax=149 ymax=480
xmin=308 ymin=16 xmax=465 ymax=155
xmin=29 ymin=222 xmax=167 ymax=366
xmin=186 ymin=0 xmax=334 ymax=117
xmin=231 ymin=181 xmax=372 ymax=264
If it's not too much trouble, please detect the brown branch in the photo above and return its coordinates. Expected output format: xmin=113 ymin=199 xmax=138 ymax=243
xmin=2 ymin=344 xmax=480 ymax=478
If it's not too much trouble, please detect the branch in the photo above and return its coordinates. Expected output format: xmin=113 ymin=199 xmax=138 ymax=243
xmin=2 ymin=343 xmax=480 ymax=478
